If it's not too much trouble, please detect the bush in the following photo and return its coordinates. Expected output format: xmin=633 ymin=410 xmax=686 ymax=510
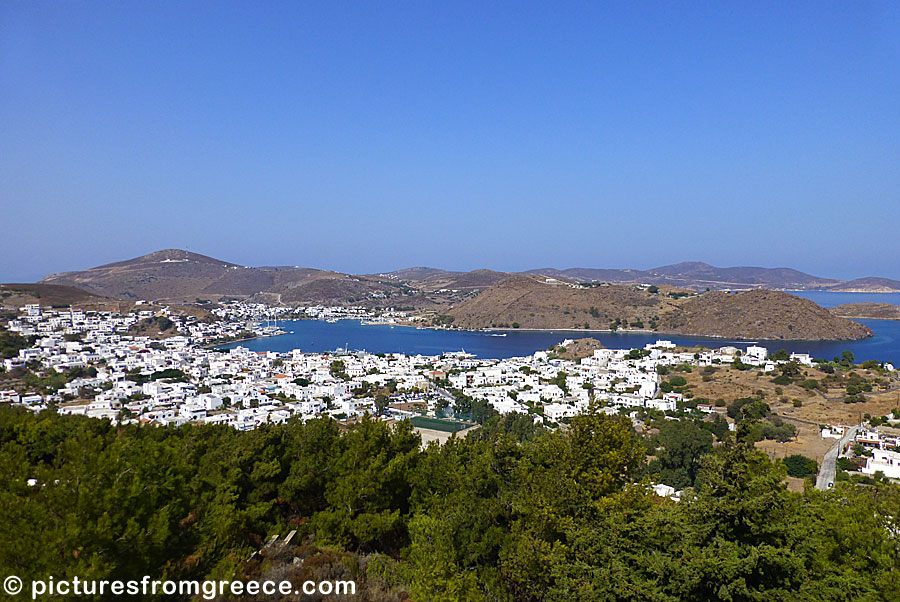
xmin=783 ymin=454 xmax=818 ymax=478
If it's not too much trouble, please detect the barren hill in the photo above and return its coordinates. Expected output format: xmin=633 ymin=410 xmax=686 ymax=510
xmin=647 ymin=262 xmax=840 ymax=289
xmin=446 ymin=277 xmax=871 ymax=341
xmin=379 ymin=267 xmax=509 ymax=292
xmin=38 ymin=250 xmax=402 ymax=306
xmin=0 ymin=283 xmax=117 ymax=310
xmin=661 ymin=289 xmax=872 ymax=340
xmin=446 ymin=275 xmax=681 ymax=330
xmin=830 ymin=303 xmax=900 ymax=320
xmin=41 ymin=249 xmax=249 ymax=302
xmin=553 ymin=338 xmax=606 ymax=361
xmin=826 ymin=278 xmax=900 ymax=293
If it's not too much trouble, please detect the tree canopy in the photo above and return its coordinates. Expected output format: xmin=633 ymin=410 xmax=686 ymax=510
xmin=1 ymin=406 xmax=898 ymax=601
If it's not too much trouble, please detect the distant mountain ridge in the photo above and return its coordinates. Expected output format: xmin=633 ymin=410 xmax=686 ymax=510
xmin=525 ymin=261 xmax=843 ymax=290
xmin=31 ymin=250 xmax=900 ymax=309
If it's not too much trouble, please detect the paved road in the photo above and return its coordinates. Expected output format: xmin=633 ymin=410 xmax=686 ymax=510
xmin=816 ymin=425 xmax=858 ymax=491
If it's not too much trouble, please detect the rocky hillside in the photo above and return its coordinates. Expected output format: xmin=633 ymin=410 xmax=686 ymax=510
xmin=376 ymin=267 xmax=510 ymax=292
xmin=445 ymin=276 xmax=872 ymax=341
xmin=40 ymin=250 xmax=429 ymax=306
xmin=661 ymin=290 xmax=872 ymax=340
xmin=445 ymin=275 xmax=683 ymax=330
xmin=553 ymin=338 xmax=606 ymax=361
xmin=36 ymin=250 xmax=505 ymax=307
xmin=830 ymin=303 xmax=900 ymax=320
xmin=41 ymin=250 xmax=246 ymax=301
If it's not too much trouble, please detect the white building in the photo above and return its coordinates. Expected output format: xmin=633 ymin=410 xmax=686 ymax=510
xmin=861 ymin=449 xmax=900 ymax=479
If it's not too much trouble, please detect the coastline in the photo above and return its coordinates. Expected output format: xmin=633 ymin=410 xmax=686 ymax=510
xmin=273 ymin=317 xmax=870 ymax=343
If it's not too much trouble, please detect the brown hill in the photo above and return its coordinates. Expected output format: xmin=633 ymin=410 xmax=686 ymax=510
xmin=0 ymin=283 xmax=134 ymax=313
xmin=647 ymin=262 xmax=840 ymax=289
xmin=446 ymin=275 xmax=684 ymax=330
xmin=374 ymin=267 xmax=460 ymax=283
xmin=446 ymin=277 xmax=871 ymax=341
xmin=825 ymin=278 xmax=900 ymax=293
xmin=39 ymin=250 xmax=445 ymax=307
xmin=554 ymin=338 xmax=606 ymax=361
xmin=253 ymin=275 xmax=426 ymax=307
xmin=1 ymin=283 xmax=108 ymax=307
xmin=379 ymin=267 xmax=510 ymax=293
xmin=39 ymin=250 xmax=372 ymax=305
xmin=830 ymin=303 xmax=900 ymax=320
xmin=41 ymin=249 xmax=248 ymax=302
xmin=661 ymin=290 xmax=872 ymax=340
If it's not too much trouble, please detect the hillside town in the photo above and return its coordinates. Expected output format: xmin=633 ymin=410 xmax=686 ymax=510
xmin=2 ymin=302 xmax=899 ymax=481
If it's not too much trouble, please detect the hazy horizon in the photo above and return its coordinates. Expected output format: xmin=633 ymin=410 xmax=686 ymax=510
xmin=2 ymin=2 xmax=899 ymax=282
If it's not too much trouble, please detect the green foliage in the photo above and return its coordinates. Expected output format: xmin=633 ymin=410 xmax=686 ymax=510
xmin=668 ymin=375 xmax=687 ymax=387
xmin=780 ymin=360 xmax=802 ymax=377
xmin=2 ymin=405 xmax=899 ymax=601
xmin=0 ymin=325 xmax=32 ymax=359
xmin=648 ymin=420 xmax=714 ymax=488
xmin=451 ymin=392 xmax=497 ymax=424
xmin=727 ymin=397 xmax=770 ymax=422
xmin=551 ymin=370 xmax=569 ymax=394
xmin=431 ymin=314 xmax=455 ymax=326
xmin=771 ymin=373 xmax=793 ymax=385
xmin=800 ymin=378 xmax=819 ymax=390
xmin=783 ymin=454 xmax=818 ymax=478
xmin=329 ymin=359 xmax=349 ymax=381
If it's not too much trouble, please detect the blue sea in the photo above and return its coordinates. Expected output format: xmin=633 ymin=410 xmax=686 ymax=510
xmin=223 ymin=292 xmax=900 ymax=365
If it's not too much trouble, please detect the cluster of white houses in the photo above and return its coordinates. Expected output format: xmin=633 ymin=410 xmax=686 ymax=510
xmin=2 ymin=304 xmax=897 ymax=464
xmin=853 ymin=429 xmax=900 ymax=479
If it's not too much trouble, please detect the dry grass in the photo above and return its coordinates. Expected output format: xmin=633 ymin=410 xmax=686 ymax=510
xmin=680 ymin=364 xmax=900 ymax=462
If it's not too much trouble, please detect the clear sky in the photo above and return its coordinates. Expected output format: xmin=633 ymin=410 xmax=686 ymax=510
xmin=1 ymin=1 xmax=899 ymax=282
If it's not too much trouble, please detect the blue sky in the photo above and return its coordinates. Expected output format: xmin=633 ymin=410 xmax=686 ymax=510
xmin=1 ymin=1 xmax=898 ymax=281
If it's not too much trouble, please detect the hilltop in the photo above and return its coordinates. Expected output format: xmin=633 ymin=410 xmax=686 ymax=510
xmin=445 ymin=276 xmax=871 ymax=341
xmin=40 ymin=250 xmax=436 ymax=307
xmin=36 ymin=250 xmax=508 ymax=307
